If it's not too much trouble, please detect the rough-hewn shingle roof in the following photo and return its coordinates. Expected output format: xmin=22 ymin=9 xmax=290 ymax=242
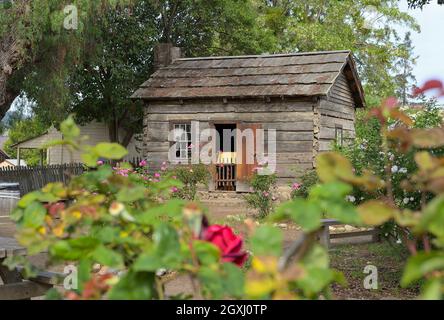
xmin=132 ymin=50 xmax=365 ymax=107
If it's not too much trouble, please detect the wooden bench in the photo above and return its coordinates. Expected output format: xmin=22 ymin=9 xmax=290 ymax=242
xmin=318 ymin=219 xmax=380 ymax=249
xmin=0 ymin=237 xmax=62 ymax=300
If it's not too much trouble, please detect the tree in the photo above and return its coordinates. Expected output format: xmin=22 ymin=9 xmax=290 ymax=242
xmin=254 ymin=0 xmax=419 ymax=104
xmin=62 ymin=0 xmax=276 ymax=145
xmin=406 ymin=0 xmax=431 ymax=8
xmin=0 ymin=0 xmax=132 ymax=120
xmin=3 ymin=112 xmax=48 ymax=166
xmin=394 ymin=32 xmax=418 ymax=106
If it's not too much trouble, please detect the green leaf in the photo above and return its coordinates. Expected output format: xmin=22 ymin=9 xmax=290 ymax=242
xmin=116 ymin=186 xmax=146 ymax=203
xmin=416 ymin=196 xmax=444 ymax=238
xmin=81 ymin=152 xmax=99 ymax=167
xmin=310 ymin=182 xmax=353 ymax=200
xmin=17 ymin=193 xmax=39 ymax=208
xmin=60 ymin=115 xmax=80 ymax=139
xmin=133 ymin=252 xmax=161 ymax=272
xmin=197 ymin=262 xmax=245 ymax=299
xmin=316 ymin=152 xmax=355 ymax=183
xmin=193 ymin=240 xmax=221 ymax=265
xmin=108 ymin=270 xmax=156 ymax=300
xmin=198 ymin=266 xmax=224 ymax=299
xmin=222 ymin=263 xmax=245 ymax=297
xmin=136 ymin=199 xmax=185 ymax=225
xmin=301 ymin=244 xmax=330 ymax=269
xmin=22 ymin=202 xmax=46 ymax=228
xmin=275 ymin=199 xmax=322 ymax=232
xmin=327 ymin=202 xmax=362 ymax=225
xmin=93 ymin=142 xmax=128 ymax=160
xmin=357 ymin=200 xmax=395 ymax=226
xmin=77 ymin=258 xmax=93 ymax=292
xmin=50 ymin=237 xmax=99 ymax=260
xmin=420 ymin=278 xmax=442 ymax=300
xmin=402 ymin=252 xmax=444 ymax=287
xmin=134 ymin=224 xmax=181 ymax=271
xmin=91 ymin=245 xmax=124 ymax=268
xmin=93 ymin=226 xmax=119 ymax=243
xmin=250 ymin=225 xmax=283 ymax=256
xmin=296 ymin=267 xmax=337 ymax=298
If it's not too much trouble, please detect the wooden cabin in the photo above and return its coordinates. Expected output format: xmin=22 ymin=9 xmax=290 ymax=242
xmin=132 ymin=44 xmax=365 ymax=192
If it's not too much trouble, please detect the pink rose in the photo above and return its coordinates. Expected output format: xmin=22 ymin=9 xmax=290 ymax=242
xmin=291 ymin=183 xmax=301 ymax=190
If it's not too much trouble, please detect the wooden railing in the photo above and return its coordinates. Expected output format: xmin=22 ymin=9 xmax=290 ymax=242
xmin=215 ymin=164 xmax=236 ymax=191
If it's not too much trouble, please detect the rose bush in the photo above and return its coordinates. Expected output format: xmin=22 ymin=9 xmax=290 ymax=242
xmin=9 ymin=83 xmax=444 ymax=300
xmin=3 ymin=116 xmax=345 ymax=300
xmin=244 ymin=169 xmax=277 ymax=218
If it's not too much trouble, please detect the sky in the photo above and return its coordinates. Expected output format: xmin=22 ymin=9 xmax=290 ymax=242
xmin=397 ymin=1 xmax=444 ymax=100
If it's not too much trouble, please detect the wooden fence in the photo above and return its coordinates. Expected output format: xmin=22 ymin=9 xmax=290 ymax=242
xmin=0 ymin=164 xmax=85 ymax=196
xmin=0 ymin=157 xmax=144 ymax=196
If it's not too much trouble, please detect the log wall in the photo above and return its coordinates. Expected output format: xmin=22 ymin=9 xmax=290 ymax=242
xmin=319 ymin=73 xmax=356 ymax=152
xmin=143 ymin=98 xmax=316 ymax=180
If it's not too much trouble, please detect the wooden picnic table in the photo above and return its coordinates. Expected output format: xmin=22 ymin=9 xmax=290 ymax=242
xmin=0 ymin=237 xmax=56 ymax=300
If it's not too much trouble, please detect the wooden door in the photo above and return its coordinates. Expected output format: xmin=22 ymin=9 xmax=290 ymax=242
xmin=236 ymin=123 xmax=260 ymax=191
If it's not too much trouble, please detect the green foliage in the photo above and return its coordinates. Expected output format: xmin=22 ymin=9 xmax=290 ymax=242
xmin=3 ymin=112 xmax=49 ymax=165
xmin=2 ymin=0 xmax=420 ymax=131
xmin=339 ymin=103 xmax=443 ymax=211
xmin=244 ymin=171 xmax=277 ymax=218
xmin=255 ymin=0 xmax=419 ymax=99
xmin=1 ymin=0 xmax=133 ymax=117
xmin=290 ymin=170 xmax=319 ymax=199
xmin=250 ymin=225 xmax=283 ymax=257
xmin=4 ymin=117 xmax=353 ymax=300
xmin=311 ymin=95 xmax=444 ymax=299
xmin=3 ymin=0 xmax=276 ymax=130
xmin=170 ymin=163 xmax=210 ymax=200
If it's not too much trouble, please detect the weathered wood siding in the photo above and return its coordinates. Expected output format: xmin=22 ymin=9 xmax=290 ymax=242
xmin=143 ymin=98 xmax=316 ymax=179
xmin=15 ymin=122 xmax=142 ymax=165
xmin=319 ymin=72 xmax=356 ymax=152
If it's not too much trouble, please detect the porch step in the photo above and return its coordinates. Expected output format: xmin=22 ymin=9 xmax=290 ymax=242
xmin=198 ymin=191 xmax=248 ymax=203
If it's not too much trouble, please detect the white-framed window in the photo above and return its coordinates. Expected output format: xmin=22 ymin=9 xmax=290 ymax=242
xmin=173 ymin=123 xmax=192 ymax=161
xmin=335 ymin=126 xmax=343 ymax=147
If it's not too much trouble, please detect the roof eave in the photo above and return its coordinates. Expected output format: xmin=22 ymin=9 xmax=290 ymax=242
xmin=131 ymin=93 xmax=326 ymax=103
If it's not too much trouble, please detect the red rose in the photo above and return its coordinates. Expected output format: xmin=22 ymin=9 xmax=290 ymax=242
xmin=202 ymin=225 xmax=248 ymax=267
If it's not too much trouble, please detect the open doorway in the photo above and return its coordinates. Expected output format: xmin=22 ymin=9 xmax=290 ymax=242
xmin=214 ymin=124 xmax=236 ymax=191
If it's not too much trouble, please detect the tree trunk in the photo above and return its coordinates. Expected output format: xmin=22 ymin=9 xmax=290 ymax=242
xmin=0 ymin=1 xmax=29 ymax=120
xmin=0 ymin=73 xmax=19 ymax=119
xmin=120 ymin=127 xmax=134 ymax=148
xmin=0 ymin=37 xmax=21 ymax=119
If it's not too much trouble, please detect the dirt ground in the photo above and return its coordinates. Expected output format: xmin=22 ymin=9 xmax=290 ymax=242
xmin=330 ymin=242 xmax=419 ymax=300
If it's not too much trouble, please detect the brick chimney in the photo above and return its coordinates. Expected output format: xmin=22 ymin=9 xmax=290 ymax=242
xmin=154 ymin=43 xmax=181 ymax=70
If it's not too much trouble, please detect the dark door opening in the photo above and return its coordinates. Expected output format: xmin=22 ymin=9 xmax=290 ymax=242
xmin=214 ymin=124 xmax=236 ymax=191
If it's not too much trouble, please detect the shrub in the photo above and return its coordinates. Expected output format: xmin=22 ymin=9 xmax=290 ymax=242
xmin=244 ymin=170 xmax=277 ymax=218
xmin=290 ymin=170 xmax=319 ymax=199
xmin=170 ymin=163 xmax=210 ymax=200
